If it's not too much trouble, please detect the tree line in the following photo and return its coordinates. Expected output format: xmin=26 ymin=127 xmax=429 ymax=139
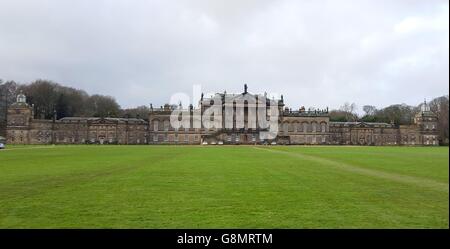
xmin=0 ymin=79 xmax=149 ymax=120
xmin=1 ymin=78 xmax=449 ymax=143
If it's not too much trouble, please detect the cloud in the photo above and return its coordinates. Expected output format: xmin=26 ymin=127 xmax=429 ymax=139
xmin=394 ymin=4 xmax=449 ymax=34
xmin=0 ymin=0 xmax=448 ymax=111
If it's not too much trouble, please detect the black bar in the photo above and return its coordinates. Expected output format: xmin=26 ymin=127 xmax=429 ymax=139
xmin=0 ymin=229 xmax=448 ymax=248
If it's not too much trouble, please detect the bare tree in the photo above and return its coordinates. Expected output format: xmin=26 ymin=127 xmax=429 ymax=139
xmin=363 ymin=105 xmax=377 ymax=116
xmin=0 ymin=80 xmax=19 ymax=135
xmin=429 ymin=95 xmax=449 ymax=144
xmin=339 ymin=102 xmax=358 ymax=121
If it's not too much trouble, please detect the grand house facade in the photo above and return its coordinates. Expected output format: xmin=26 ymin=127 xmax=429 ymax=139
xmin=6 ymin=87 xmax=440 ymax=146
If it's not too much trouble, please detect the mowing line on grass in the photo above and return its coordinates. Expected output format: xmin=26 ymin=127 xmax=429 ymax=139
xmin=253 ymin=147 xmax=449 ymax=193
xmin=0 ymin=145 xmax=138 ymax=151
xmin=0 ymin=145 xmax=68 ymax=151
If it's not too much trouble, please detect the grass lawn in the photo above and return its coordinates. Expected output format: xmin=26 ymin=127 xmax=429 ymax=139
xmin=0 ymin=145 xmax=448 ymax=228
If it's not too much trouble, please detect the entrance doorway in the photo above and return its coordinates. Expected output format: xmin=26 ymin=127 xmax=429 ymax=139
xmin=99 ymin=136 xmax=105 ymax=144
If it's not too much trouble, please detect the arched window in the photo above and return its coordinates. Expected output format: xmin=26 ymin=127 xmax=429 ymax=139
xmin=283 ymin=122 xmax=289 ymax=134
xmin=311 ymin=122 xmax=317 ymax=132
xmin=288 ymin=123 xmax=294 ymax=132
xmin=303 ymin=122 xmax=309 ymax=133
xmin=293 ymin=122 xmax=299 ymax=132
xmin=153 ymin=120 xmax=159 ymax=131
xmin=296 ymin=122 xmax=302 ymax=132
xmin=164 ymin=120 xmax=170 ymax=131
xmin=321 ymin=123 xmax=327 ymax=133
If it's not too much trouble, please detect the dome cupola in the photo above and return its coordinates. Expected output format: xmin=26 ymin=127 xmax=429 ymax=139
xmin=16 ymin=92 xmax=26 ymax=103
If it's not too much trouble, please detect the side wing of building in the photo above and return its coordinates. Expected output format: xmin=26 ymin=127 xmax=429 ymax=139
xmin=6 ymin=94 xmax=148 ymax=145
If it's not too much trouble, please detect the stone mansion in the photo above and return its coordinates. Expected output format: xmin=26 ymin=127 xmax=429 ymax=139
xmin=6 ymin=87 xmax=439 ymax=146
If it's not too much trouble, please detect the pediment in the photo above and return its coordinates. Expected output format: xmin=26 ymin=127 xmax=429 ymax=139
xmin=226 ymin=92 xmax=268 ymax=104
xmin=90 ymin=118 xmax=117 ymax=124
xmin=353 ymin=122 xmax=372 ymax=128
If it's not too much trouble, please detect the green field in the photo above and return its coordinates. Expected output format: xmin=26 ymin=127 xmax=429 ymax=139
xmin=0 ymin=145 xmax=448 ymax=228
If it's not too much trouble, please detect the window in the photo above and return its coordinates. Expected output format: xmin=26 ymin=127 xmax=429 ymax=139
xmin=294 ymin=123 xmax=299 ymax=132
xmin=303 ymin=123 xmax=308 ymax=133
xmin=153 ymin=120 xmax=159 ymax=131
xmin=312 ymin=123 xmax=317 ymax=132
xmin=164 ymin=120 xmax=170 ymax=131
xmin=288 ymin=123 xmax=294 ymax=132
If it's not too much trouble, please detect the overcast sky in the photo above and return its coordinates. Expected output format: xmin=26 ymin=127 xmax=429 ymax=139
xmin=0 ymin=0 xmax=448 ymax=111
